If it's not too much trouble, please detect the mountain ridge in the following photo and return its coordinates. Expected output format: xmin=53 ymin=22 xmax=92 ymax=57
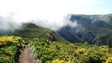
xmin=57 ymin=14 xmax=112 ymax=47
xmin=13 ymin=23 xmax=66 ymax=42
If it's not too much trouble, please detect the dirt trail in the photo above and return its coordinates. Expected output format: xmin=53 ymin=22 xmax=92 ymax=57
xmin=19 ymin=45 xmax=39 ymax=63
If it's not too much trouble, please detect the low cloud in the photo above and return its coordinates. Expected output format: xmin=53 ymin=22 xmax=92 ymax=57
xmin=0 ymin=15 xmax=22 ymax=31
xmin=0 ymin=14 xmax=78 ymax=32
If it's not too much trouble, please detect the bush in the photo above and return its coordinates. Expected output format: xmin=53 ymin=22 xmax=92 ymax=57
xmin=0 ymin=36 xmax=25 ymax=63
xmin=76 ymin=48 xmax=87 ymax=55
xmin=106 ymin=57 xmax=112 ymax=63
xmin=52 ymin=59 xmax=66 ymax=63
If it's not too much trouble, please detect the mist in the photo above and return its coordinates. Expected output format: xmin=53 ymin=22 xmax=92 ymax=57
xmin=0 ymin=0 xmax=111 ymax=32
xmin=0 ymin=15 xmax=22 ymax=31
xmin=0 ymin=14 xmax=78 ymax=32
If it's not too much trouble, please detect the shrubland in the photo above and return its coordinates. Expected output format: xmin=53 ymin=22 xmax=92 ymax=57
xmin=0 ymin=36 xmax=25 ymax=63
xmin=29 ymin=38 xmax=112 ymax=63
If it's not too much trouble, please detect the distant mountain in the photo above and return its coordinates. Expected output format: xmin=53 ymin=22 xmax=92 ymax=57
xmin=57 ymin=14 xmax=112 ymax=47
xmin=5 ymin=23 xmax=65 ymax=42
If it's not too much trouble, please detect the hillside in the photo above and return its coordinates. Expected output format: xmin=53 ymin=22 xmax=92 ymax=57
xmin=11 ymin=23 xmax=65 ymax=42
xmin=29 ymin=38 xmax=112 ymax=63
xmin=1 ymin=35 xmax=112 ymax=63
xmin=57 ymin=14 xmax=112 ymax=47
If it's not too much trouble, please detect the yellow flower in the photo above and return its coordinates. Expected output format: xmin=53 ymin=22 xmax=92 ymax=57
xmin=52 ymin=59 xmax=66 ymax=63
xmin=0 ymin=36 xmax=24 ymax=46
xmin=99 ymin=45 xmax=109 ymax=52
xmin=76 ymin=48 xmax=87 ymax=55
xmin=106 ymin=57 xmax=112 ymax=63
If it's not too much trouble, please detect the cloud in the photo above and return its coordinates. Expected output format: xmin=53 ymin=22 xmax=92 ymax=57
xmin=0 ymin=14 xmax=77 ymax=31
xmin=0 ymin=15 xmax=22 ymax=31
xmin=0 ymin=0 xmax=111 ymax=31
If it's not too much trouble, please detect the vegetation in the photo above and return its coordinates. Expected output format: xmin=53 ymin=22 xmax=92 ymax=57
xmin=29 ymin=38 xmax=112 ymax=63
xmin=0 ymin=36 xmax=25 ymax=63
xmin=1 ymin=22 xmax=112 ymax=63
xmin=0 ymin=35 xmax=112 ymax=63
xmin=57 ymin=14 xmax=112 ymax=47
xmin=106 ymin=56 xmax=112 ymax=63
xmin=12 ymin=23 xmax=64 ymax=42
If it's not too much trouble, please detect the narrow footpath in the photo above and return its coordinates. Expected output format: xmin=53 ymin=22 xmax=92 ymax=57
xmin=19 ymin=45 xmax=39 ymax=63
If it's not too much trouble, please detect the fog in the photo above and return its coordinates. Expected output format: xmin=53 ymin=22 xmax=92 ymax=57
xmin=0 ymin=14 xmax=77 ymax=31
xmin=0 ymin=15 xmax=22 ymax=31
xmin=0 ymin=0 xmax=111 ymax=31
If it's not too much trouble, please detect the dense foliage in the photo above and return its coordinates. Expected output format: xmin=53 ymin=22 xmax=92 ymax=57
xmin=0 ymin=36 xmax=25 ymax=63
xmin=1 ymin=35 xmax=112 ymax=63
xmin=29 ymin=38 xmax=112 ymax=63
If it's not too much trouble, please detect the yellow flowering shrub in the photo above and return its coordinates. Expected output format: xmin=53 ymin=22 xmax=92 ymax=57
xmin=106 ymin=57 xmax=112 ymax=63
xmin=52 ymin=59 xmax=66 ymax=63
xmin=0 ymin=36 xmax=13 ymax=46
xmin=76 ymin=48 xmax=87 ymax=55
xmin=0 ymin=36 xmax=25 ymax=46
xmin=0 ymin=36 xmax=25 ymax=63
xmin=99 ymin=45 xmax=109 ymax=52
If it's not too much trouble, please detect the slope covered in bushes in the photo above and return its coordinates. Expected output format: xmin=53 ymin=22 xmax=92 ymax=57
xmin=29 ymin=38 xmax=112 ymax=63
xmin=0 ymin=36 xmax=25 ymax=63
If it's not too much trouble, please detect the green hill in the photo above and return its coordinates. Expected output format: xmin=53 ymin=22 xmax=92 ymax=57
xmin=12 ymin=23 xmax=65 ymax=42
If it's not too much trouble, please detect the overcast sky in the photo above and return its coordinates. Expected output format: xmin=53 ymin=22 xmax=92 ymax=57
xmin=0 ymin=0 xmax=112 ymax=30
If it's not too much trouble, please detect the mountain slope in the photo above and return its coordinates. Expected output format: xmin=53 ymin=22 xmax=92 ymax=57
xmin=57 ymin=14 xmax=112 ymax=47
xmin=11 ymin=23 xmax=65 ymax=42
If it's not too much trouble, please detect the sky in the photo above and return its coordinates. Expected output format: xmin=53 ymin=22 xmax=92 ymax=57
xmin=0 ymin=0 xmax=112 ymax=30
